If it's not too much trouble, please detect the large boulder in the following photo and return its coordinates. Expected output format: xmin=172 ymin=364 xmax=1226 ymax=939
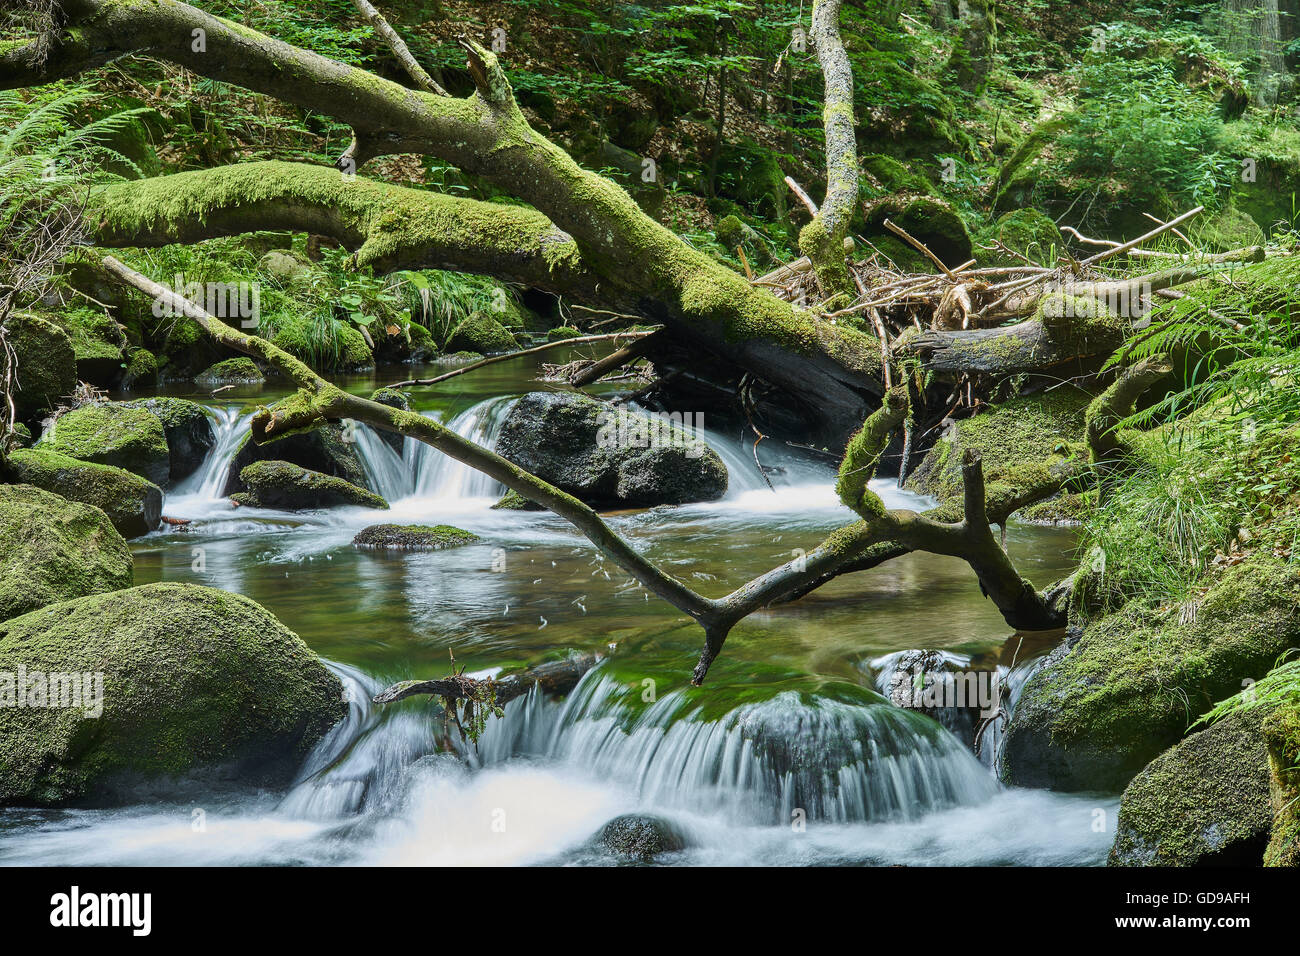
xmin=1109 ymin=713 xmax=1273 ymax=866
xmin=39 ymin=402 xmax=171 ymax=487
xmin=861 ymin=194 xmax=973 ymax=270
xmin=223 ymin=421 xmax=366 ymax=496
xmin=0 ymin=583 xmax=346 ymax=806
xmin=1002 ymin=557 xmax=1300 ymax=792
xmin=2 ymin=448 xmax=162 ymax=538
xmin=121 ymin=397 xmax=215 ymax=484
xmin=236 ymin=460 xmax=388 ymax=510
xmin=4 ymin=312 xmax=76 ymax=421
xmin=495 ymin=392 xmax=728 ymax=508
xmin=0 ymin=484 xmax=133 ymax=623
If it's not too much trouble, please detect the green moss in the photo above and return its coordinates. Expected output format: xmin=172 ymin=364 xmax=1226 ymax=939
xmin=491 ymin=489 xmax=538 ymax=510
xmin=4 ymin=313 xmax=75 ymax=421
xmin=40 ymin=403 xmax=170 ymax=487
xmin=446 ymin=311 xmax=518 ymax=354
xmin=860 ymin=153 xmax=934 ymax=197
xmin=196 ymin=357 xmax=265 ymax=385
xmin=352 ymin=523 xmax=479 ymax=550
xmin=2 ymin=448 xmax=162 ymax=539
xmin=908 ymin=386 xmax=1092 ymax=504
xmin=265 ymin=314 xmax=372 ymax=371
xmin=1263 ymin=705 xmax=1300 ymax=867
xmin=978 ymin=209 xmax=1060 ymax=266
xmin=239 ymin=460 xmax=388 ymax=510
xmin=0 ymin=484 xmax=133 ymax=623
xmin=0 ymin=583 xmax=345 ymax=806
xmin=122 ymin=348 xmax=158 ymax=389
xmin=1109 ymin=711 xmax=1272 ymax=865
xmin=1005 ymin=555 xmax=1300 ymax=791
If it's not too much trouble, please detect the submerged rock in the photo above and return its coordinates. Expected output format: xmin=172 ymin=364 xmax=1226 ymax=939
xmin=121 ymin=397 xmax=215 ymax=484
xmin=238 ymin=460 xmax=388 ymax=510
xmin=196 ymin=357 xmax=264 ymax=387
xmin=0 ymin=583 xmax=346 ymax=806
xmin=1109 ymin=712 xmax=1272 ymax=867
xmin=5 ymin=312 xmax=76 ymax=421
xmin=353 ymin=523 xmax=477 ymax=550
xmin=0 ymin=484 xmax=133 ymax=623
xmin=2 ymin=448 xmax=162 ymax=538
xmin=224 ymin=421 xmax=366 ymax=496
xmin=597 ymin=814 xmax=688 ymax=861
xmin=495 ymin=391 xmax=727 ymax=508
xmin=39 ymin=402 xmax=171 ymax=486
xmin=1003 ymin=556 xmax=1300 ymax=792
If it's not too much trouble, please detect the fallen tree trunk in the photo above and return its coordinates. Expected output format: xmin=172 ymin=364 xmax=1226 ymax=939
xmin=9 ymin=0 xmax=884 ymax=445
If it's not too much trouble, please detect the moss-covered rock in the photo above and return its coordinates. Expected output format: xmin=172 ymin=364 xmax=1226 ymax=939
xmin=1109 ymin=712 xmax=1272 ymax=866
xmin=223 ymin=421 xmax=366 ymax=496
xmin=1263 ymin=704 xmax=1300 ymax=867
xmin=57 ymin=306 xmax=127 ymax=387
xmin=979 ymin=209 xmax=1061 ymax=266
xmin=862 ymin=194 xmax=973 ymax=268
xmin=238 ymin=460 xmax=388 ymax=510
xmin=120 ymin=397 xmax=215 ymax=484
xmin=195 ymin=357 xmax=265 ymax=387
xmin=545 ymin=326 xmax=582 ymax=342
xmin=1003 ymin=556 xmax=1300 ymax=792
xmin=495 ymin=392 xmax=728 ymax=508
xmin=0 ymin=583 xmax=345 ymax=806
xmin=491 ymin=489 xmax=540 ymax=510
xmin=0 ymin=484 xmax=133 ymax=623
xmin=861 ymin=153 xmax=935 ymax=197
xmin=4 ymin=313 xmax=76 ymax=421
xmin=907 ymin=385 xmax=1093 ymax=514
xmin=446 ymin=311 xmax=518 ymax=354
xmin=1190 ymin=204 xmax=1267 ymax=252
xmin=352 ymin=523 xmax=478 ymax=550
xmin=2 ymin=448 xmax=162 ymax=539
xmin=39 ymin=403 xmax=171 ymax=486
xmin=121 ymin=348 xmax=159 ymax=390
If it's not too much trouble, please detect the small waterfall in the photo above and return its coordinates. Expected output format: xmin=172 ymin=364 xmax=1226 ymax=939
xmin=172 ymin=406 xmax=251 ymax=499
xmin=354 ymin=397 xmax=516 ymax=503
xmin=470 ymin=668 xmax=998 ymax=824
xmin=279 ymin=665 xmax=442 ymax=820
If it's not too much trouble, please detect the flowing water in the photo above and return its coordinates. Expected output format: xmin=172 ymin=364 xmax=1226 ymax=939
xmin=0 ymin=349 xmax=1116 ymax=866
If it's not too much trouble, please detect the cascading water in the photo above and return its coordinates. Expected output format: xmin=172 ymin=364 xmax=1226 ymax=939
xmin=0 ymin=372 xmax=1111 ymax=866
xmin=353 ymin=397 xmax=516 ymax=503
xmin=171 ymin=405 xmax=251 ymax=500
xmin=469 ymin=667 xmax=999 ymax=824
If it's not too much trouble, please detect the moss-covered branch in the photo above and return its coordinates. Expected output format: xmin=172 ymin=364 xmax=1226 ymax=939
xmin=92 ymin=162 xmax=594 ymax=295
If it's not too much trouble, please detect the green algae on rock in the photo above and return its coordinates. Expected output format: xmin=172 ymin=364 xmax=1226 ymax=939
xmin=2 ymin=448 xmax=163 ymax=539
xmin=0 ymin=484 xmax=133 ymax=623
xmin=0 ymin=583 xmax=346 ymax=806
xmin=40 ymin=402 xmax=171 ymax=487
xmin=352 ymin=523 xmax=479 ymax=550
xmin=238 ymin=460 xmax=388 ymax=510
